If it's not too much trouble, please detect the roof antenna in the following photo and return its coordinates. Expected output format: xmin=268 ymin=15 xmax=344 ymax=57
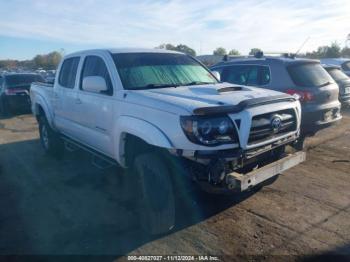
xmin=295 ymin=36 xmax=310 ymax=56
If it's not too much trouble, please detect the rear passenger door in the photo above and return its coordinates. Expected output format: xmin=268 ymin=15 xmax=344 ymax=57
xmin=75 ymin=55 xmax=115 ymax=156
xmin=54 ymin=56 xmax=81 ymax=138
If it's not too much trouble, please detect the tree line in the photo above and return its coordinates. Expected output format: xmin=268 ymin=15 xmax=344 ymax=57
xmin=156 ymin=42 xmax=350 ymax=58
xmin=0 ymin=51 xmax=62 ymax=70
xmin=303 ymin=42 xmax=350 ymax=59
xmin=1 ymin=42 xmax=349 ymax=71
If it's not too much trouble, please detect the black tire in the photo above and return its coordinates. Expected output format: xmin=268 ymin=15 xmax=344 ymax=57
xmin=132 ymin=152 xmax=175 ymax=235
xmin=294 ymin=136 xmax=305 ymax=151
xmin=39 ymin=116 xmax=64 ymax=158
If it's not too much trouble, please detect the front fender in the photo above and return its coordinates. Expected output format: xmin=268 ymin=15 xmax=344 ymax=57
xmin=115 ymin=116 xmax=173 ymax=166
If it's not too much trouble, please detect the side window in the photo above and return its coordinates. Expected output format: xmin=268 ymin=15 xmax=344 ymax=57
xmin=246 ymin=66 xmax=258 ymax=85
xmin=80 ymin=56 xmax=113 ymax=95
xmin=259 ymin=66 xmax=271 ymax=85
xmin=58 ymin=57 xmax=80 ymax=88
xmin=222 ymin=65 xmax=259 ymax=86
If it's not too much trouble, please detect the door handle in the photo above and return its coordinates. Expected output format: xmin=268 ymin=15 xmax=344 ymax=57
xmin=75 ymin=98 xmax=82 ymax=104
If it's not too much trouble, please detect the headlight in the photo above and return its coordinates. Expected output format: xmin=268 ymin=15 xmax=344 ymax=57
xmin=180 ymin=115 xmax=238 ymax=146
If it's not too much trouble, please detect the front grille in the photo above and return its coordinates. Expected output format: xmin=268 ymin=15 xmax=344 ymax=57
xmin=248 ymin=109 xmax=297 ymax=144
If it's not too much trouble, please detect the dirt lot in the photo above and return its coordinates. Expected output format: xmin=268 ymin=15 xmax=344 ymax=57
xmin=0 ymin=110 xmax=350 ymax=260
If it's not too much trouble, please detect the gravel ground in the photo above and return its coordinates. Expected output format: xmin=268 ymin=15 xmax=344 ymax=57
xmin=0 ymin=110 xmax=349 ymax=261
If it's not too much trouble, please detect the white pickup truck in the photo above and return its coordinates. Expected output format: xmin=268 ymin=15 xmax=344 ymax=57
xmin=30 ymin=48 xmax=305 ymax=234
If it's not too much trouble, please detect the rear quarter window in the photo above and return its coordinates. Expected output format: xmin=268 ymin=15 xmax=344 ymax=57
xmin=58 ymin=57 xmax=80 ymax=88
xmin=287 ymin=62 xmax=333 ymax=87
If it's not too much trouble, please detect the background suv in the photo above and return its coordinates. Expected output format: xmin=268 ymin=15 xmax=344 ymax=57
xmin=321 ymin=58 xmax=350 ymax=77
xmin=211 ymin=55 xmax=342 ymax=138
xmin=323 ymin=64 xmax=350 ymax=106
xmin=0 ymin=73 xmax=45 ymax=115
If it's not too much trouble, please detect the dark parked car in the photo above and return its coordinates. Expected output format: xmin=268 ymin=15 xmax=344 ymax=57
xmin=323 ymin=64 xmax=350 ymax=107
xmin=0 ymin=73 xmax=45 ymax=115
xmin=321 ymin=58 xmax=350 ymax=77
xmin=211 ymin=54 xmax=342 ymax=140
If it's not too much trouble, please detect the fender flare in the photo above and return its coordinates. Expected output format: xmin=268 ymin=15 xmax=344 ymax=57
xmin=115 ymin=116 xmax=173 ymax=167
xmin=33 ymin=94 xmax=55 ymax=129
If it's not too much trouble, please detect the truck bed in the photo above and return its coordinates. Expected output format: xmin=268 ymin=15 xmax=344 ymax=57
xmin=30 ymin=82 xmax=56 ymax=122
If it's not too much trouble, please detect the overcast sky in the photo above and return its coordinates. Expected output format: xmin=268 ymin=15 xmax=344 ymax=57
xmin=0 ymin=0 xmax=349 ymax=60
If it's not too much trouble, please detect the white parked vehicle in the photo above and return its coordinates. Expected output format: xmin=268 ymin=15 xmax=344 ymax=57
xmin=30 ymin=48 xmax=305 ymax=234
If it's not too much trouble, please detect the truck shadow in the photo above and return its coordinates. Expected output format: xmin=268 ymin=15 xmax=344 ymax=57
xmin=302 ymin=243 xmax=350 ymax=262
xmin=0 ymin=138 xmax=257 ymax=256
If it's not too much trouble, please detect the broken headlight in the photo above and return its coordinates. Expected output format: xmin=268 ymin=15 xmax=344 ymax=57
xmin=180 ymin=115 xmax=238 ymax=146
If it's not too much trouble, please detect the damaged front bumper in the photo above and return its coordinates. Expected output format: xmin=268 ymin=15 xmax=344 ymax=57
xmin=193 ymin=150 xmax=306 ymax=194
xmin=226 ymin=151 xmax=306 ymax=192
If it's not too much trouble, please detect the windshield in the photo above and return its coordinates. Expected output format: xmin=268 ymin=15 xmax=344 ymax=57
xmin=288 ymin=62 xmax=334 ymax=87
xmin=5 ymin=74 xmax=45 ymax=88
xmin=326 ymin=68 xmax=349 ymax=81
xmin=112 ymin=53 xmax=218 ymax=90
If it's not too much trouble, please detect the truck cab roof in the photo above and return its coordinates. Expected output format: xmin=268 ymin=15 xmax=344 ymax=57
xmin=67 ymin=48 xmax=183 ymax=57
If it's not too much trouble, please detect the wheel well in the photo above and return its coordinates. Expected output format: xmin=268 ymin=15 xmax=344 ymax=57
xmin=123 ymin=133 xmax=156 ymax=168
xmin=35 ymin=104 xmax=45 ymax=122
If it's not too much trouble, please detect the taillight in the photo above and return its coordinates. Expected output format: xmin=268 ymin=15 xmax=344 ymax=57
xmin=4 ymin=89 xmax=27 ymax=96
xmin=286 ymin=89 xmax=314 ymax=102
xmin=5 ymin=89 xmax=17 ymax=95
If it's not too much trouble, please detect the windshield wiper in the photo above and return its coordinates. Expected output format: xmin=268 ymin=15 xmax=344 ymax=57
xmin=136 ymin=83 xmax=179 ymax=90
xmin=183 ymin=81 xmax=216 ymax=86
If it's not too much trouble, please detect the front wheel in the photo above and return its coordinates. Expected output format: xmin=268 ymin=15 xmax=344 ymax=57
xmin=132 ymin=152 xmax=175 ymax=235
xmin=39 ymin=116 xmax=64 ymax=158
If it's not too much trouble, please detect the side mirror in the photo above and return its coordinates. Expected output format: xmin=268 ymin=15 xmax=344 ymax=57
xmin=82 ymin=76 xmax=108 ymax=93
xmin=211 ymin=71 xmax=221 ymax=81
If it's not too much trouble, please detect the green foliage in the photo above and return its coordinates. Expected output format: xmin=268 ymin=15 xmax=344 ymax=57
xmin=0 ymin=51 xmax=62 ymax=70
xmin=228 ymin=49 xmax=240 ymax=55
xmin=0 ymin=60 xmax=17 ymax=69
xmin=341 ymin=47 xmax=350 ymax=58
xmin=249 ymin=48 xmax=262 ymax=55
xmin=213 ymin=47 xmax=227 ymax=56
xmin=156 ymin=43 xmax=196 ymax=56
xmin=305 ymin=42 xmax=342 ymax=59
xmin=33 ymin=51 xmax=62 ymax=70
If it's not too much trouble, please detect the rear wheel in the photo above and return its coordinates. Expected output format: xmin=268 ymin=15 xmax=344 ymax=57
xmin=131 ymin=152 xmax=175 ymax=235
xmin=39 ymin=116 xmax=64 ymax=158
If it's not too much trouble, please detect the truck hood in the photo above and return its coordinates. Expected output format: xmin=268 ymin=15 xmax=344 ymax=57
xmin=126 ymin=82 xmax=287 ymax=115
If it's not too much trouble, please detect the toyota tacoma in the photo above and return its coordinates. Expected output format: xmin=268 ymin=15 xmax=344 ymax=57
xmin=30 ymin=48 xmax=305 ymax=235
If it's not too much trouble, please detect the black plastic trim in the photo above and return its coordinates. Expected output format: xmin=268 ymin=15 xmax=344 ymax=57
xmin=193 ymin=95 xmax=296 ymax=116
